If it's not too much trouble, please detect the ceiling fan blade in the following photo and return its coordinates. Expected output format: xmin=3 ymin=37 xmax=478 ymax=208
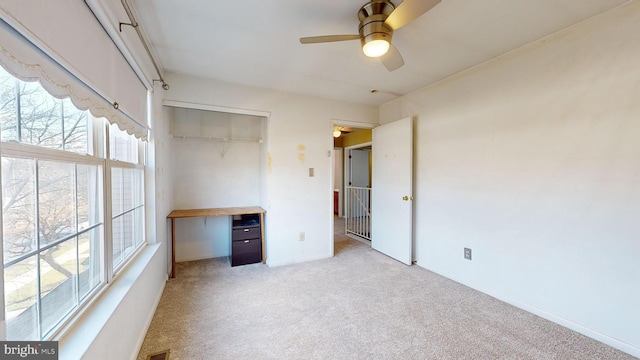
xmin=384 ymin=0 xmax=441 ymax=30
xmin=299 ymin=35 xmax=360 ymax=44
xmin=380 ymin=44 xmax=404 ymax=72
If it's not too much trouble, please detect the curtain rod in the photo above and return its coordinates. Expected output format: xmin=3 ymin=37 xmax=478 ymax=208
xmin=120 ymin=0 xmax=169 ymax=90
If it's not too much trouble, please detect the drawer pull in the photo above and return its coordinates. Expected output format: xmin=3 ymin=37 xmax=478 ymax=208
xmin=244 ymin=240 xmax=250 ymax=243
xmin=243 ymin=229 xmax=250 ymax=232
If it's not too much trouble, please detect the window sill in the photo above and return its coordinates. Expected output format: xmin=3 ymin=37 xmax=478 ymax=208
xmin=57 ymin=243 xmax=165 ymax=360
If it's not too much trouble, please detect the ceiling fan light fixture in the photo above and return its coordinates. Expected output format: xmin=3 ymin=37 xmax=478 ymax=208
xmin=362 ymin=38 xmax=389 ymax=57
xmin=299 ymin=0 xmax=441 ymax=70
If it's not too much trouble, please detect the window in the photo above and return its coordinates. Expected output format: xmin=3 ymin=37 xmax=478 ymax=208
xmin=1 ymin=66 xmax=146 ymax=340
xmin=2 ymin=158 xmax=103 ymax=339
xmin=109 ymin=124 xmax=145 ymax=271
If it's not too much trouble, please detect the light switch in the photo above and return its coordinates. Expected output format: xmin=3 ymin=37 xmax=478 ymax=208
xmin=309 ymin=168 xmax=314 ymax=177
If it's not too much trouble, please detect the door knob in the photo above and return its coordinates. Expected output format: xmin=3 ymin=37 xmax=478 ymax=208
xmin=402 ymin=196 xmax=409 ymax=201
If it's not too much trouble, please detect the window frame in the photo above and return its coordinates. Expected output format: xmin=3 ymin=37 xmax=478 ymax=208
xmin=1 ymin=150 xmax=106 ymax=340
xmin=105 ymin=122 xmax=146 ymax=278
xmin=1 ymin=68 xmax=148 ymax=340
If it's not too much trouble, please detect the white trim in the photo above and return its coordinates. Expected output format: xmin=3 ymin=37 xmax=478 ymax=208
xmin=267 ymin=252 xmax=333 ymax=268
xmin=332 ymin=119 xmax=378 ymax=129
xmin=343 ymin=142 xmax=373 ymax=151
xmin=163 ymin=100 xmax=271 ymax=118
xmin=111 ymin=236 xmax=147 ymax=279
xmin=0 ymin=143 xmax=104 ymax=165
xmin=106 ymin=158 xmax=144 ymax=169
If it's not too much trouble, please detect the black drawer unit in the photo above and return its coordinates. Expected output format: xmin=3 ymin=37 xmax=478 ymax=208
xmin=232 ymin=238 xmax=262 ymax=266
xmin=232 ymin=227 xmax=261 ymax=241
xmin=231 ymin=214 xmax=262 ymax=266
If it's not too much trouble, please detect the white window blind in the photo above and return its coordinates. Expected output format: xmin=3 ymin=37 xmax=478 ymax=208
xmin=0 ymin=9 xmax=148 ymax=140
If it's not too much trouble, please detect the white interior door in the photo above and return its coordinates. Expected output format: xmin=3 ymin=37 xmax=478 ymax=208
xmin=371 ymin=117 xmax=413 ymax=265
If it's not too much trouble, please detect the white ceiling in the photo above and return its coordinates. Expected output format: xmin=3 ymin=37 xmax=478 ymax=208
xmin=131 ymin=0 xmax=628 ymax=106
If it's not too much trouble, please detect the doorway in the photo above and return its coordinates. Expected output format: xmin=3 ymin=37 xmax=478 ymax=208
xmin=331 ymin=121 xmax=375 ymax=249
xmin=344 ymin=144 xmax=372 ymax=240
xmin=330 ymin=118 xmax=415 ymax=265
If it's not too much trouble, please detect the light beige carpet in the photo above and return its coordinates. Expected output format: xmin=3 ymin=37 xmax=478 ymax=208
xmin=137 ymin=220 xmax=636 ymax=360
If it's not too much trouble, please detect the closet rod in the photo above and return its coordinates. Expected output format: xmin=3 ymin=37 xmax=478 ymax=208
xmin=120 ymin=0 xmax=169 ymax=90
xmin=172 ymin=135 xmax=263 ymax=143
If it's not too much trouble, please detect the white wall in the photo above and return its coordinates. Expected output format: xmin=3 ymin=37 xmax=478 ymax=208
xmin=164 ymin=72 xmax=378 ymax=266
xmin=380 ymin=2 xmax=640 ymax=357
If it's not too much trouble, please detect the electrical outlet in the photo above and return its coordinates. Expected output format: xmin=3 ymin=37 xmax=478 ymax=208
xmin=299 ymin=232 xmax=305 ymax=241
xmin=464 ymin=247 xmax=472 ymax=260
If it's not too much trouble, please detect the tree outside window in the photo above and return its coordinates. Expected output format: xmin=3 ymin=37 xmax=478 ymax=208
xmin=1 ymin=67 xmax=107 ymax=340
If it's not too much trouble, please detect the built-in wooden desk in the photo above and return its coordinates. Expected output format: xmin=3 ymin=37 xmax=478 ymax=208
xmin=167 ymin=206 xmax=265 ymax=278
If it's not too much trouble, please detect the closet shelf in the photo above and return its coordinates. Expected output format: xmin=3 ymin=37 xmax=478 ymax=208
xmin=171 ymin=134 xmax=263 ymax=143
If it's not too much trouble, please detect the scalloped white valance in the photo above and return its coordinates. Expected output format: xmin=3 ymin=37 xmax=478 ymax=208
xmin=0 ymin=19 xmax=148 ymax=140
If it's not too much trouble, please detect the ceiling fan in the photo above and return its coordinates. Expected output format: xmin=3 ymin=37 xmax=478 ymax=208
xmin=299 ymin=0 xmax=441 ymax=71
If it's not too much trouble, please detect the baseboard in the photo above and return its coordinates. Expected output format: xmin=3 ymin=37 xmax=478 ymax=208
xmin=266 ymin=252 xmax=332 ymax=267
xmin=176 ymin=253 xmax=229 ymax=263
xmin=417 ymin=265 xmax=640 ymax=358
xmin=503 ymin=297 xmax=640 ymax=358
